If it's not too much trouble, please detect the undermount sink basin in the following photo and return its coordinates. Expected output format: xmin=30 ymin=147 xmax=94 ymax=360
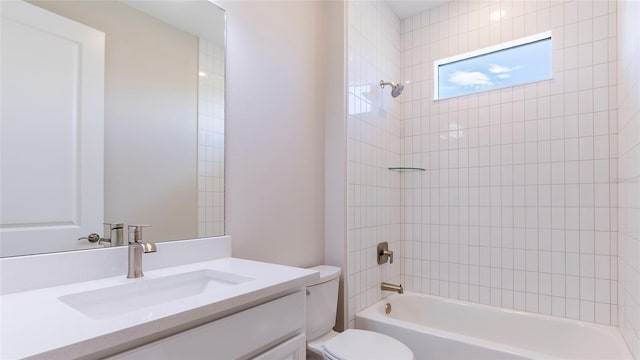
xmin=58 ymin=269 xmax=254 ymax=319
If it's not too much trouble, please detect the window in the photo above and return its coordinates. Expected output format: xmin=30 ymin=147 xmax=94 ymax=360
xmin=433 ymin=31 xmax=552 ymax=100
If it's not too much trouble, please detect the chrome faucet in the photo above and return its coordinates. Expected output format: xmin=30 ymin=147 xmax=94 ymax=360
xmin=381 ymin=282 xmax=403 ymax=294
xmin=99 ymin=222 xmax=125 ymax=247
xmin=77 ymin=222 xmax=124 ymax=247
xmin=127 ymin=225 xmax=156 ymax=279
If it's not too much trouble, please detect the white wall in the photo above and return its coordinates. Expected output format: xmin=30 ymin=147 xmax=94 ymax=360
xmin=346 ymin=0 xmax=403 ymax=328
xmin=399 ymin=0 xmax=618 ymax=325
xmin=324 ymin=0 xmax=348 ymax=331
xmin=617 ymin=0 xmax=640 ymax=357
xmin=221 ymin=1 xmax=326 ymax=267
xmin=31 ymin=1 xmax=199 ymax=242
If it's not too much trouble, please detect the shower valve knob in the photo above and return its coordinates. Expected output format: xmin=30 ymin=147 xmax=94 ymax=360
xmin=377 ymin=241 xmax=394 ymax=265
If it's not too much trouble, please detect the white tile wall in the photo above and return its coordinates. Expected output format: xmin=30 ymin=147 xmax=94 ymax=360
xmin=398 ymin=0 xmax=618 ymax=325
xmin=617 ymin=0 xmax=640 ymax=357
xmin=198 ymin=39 xmax=225 ymax=237
xmin=346 ymin=0 xmax=402 ymax=328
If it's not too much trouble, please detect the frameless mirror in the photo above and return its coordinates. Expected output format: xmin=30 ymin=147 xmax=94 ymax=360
xmin=0 ymin=0 xmax=225 ymax=257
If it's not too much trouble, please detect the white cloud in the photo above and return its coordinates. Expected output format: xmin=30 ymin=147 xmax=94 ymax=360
xmin=489 ymin=64 xmax=520 ymax=74
xmin=449 ymin=71 xmax=493 ymax=87
xmin=497 ymin=73 xmax=511 ymax=79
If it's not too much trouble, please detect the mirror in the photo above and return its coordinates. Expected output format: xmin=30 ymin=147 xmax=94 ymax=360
xmin=0 ymin=0 xmax=225 ymax=257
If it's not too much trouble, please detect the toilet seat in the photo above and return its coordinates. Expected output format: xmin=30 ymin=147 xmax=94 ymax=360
xmin=321 ymin=329 xmax=414 ymax=360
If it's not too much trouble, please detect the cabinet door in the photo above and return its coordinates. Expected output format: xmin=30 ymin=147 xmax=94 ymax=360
xmin=108 ymin=291 xmax=305 ymax=360
xmin=252 ymin=334 xmax=305 ymax=360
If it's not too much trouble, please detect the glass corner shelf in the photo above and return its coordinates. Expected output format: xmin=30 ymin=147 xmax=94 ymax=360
xmin=388 ymin=167 xmax=426 ymax=172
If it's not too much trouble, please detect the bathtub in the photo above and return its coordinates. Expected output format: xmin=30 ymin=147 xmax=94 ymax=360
xmin=356 ymin=292 xmax=632 ymax=360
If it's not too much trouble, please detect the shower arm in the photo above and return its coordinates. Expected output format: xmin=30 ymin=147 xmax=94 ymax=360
xmin=380 ymin=79 xmax=404 ymax=98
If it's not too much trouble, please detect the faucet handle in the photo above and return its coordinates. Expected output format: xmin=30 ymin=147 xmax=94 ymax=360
xmin=377 ymin=242 xmax=394 ymax=264
xmin=384 ymin=249 xmax=394 ymax=264
xmin=103 ymin=222 xmax=125 ymax=247
xmin=128 ymin=224 xmax=150 ymax=243
xmin=104 ymin=222 xmax=124 ymax=230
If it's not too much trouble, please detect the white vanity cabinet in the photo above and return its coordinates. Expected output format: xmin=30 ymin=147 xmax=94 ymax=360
xmin=108 ymin=290 xmax=306 ymax=360
xmin=1 ymin=251 xmax=318 ymax=359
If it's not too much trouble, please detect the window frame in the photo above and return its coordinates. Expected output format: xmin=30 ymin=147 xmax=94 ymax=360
xmin=433 ymin=31 xmax=552 ymax=100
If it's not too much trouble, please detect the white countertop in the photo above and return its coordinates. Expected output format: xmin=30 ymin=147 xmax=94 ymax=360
xmin=0 ymin=257 xmax=318 ymax=359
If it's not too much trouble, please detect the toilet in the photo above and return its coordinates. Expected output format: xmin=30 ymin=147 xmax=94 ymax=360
xmin=306 ymin=265 xmax=414 ymax=360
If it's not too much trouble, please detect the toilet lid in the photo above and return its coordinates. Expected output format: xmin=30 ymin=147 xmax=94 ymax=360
xmin=322 ymin=329 xmax=414 ymax=360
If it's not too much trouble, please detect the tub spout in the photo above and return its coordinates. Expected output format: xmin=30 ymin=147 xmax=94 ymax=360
xmin=381 ymin=282 xmax=403 ymax=294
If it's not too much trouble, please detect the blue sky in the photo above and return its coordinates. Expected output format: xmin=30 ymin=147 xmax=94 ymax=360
xmin=437 ymin=38 xmax=552 ymax=99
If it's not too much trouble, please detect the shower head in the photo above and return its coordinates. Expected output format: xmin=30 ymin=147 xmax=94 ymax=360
xmin=380 ymin=80 xmax=404 ymax=98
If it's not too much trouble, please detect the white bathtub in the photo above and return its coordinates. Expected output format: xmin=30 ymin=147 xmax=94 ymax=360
xmin=356 ymin=292 xmax=632 ymax=360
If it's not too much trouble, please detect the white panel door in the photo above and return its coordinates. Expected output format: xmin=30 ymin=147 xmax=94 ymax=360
xmin=0 ymin=1 xmax=105 ymax=256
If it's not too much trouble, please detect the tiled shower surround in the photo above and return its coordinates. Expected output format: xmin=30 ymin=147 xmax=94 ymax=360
xmin=345 ymin=0 xmax=639 ymax=355
xmin=398 ymin=0 xmax=619 ymax=324
xmin=197 ymin=39 xmax=225 ymax=237
xmin=346 ymin=0 xmax=402 ymax=328
xmin=617 ymin=0 xmax=640 ymax=357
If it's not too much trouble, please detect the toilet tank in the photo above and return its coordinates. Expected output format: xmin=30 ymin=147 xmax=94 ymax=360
xmin=306 ymin=265 xmax=341 ymax=341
